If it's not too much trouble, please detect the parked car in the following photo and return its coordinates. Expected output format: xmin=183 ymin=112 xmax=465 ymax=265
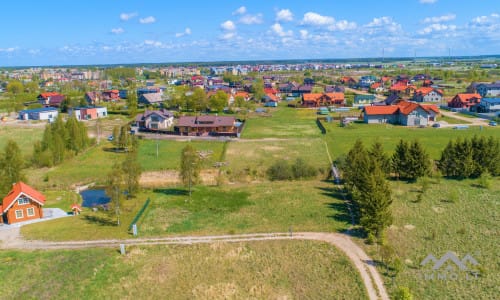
xmin=432 ymin=123 xmax=441 ymax=128
xmin=489 ymin=121 xmax=497 ymax=126
xmin=107 ymin=135 xmax=114 ymax=141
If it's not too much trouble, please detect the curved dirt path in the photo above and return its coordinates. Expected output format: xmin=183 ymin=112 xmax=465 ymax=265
xmin=0 ymin=229 xmax=388 ymax=300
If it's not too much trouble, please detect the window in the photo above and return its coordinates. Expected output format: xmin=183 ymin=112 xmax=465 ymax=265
xmin=15 ymin=209 xmax=23 ymax=219
xmin=27 ymin=207 xmax=35 ymax=217
xmin=18 ymin=196 xmax=30 ymax=205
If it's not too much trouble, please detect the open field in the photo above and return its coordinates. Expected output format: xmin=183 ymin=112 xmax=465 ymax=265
xmin=138 ymin=139 xmax=225 ymax=171
xmin=324 ymin=122 xmax=500 ymax=159
xmin=439 ymin=114 xmax=471 ymax=124
xmin=0 ymin=126 xmax=43 ymax=156
xmin=362 ymin=178 xmax=500 ymax=299
xmin=0 ymin=240 xmax=366 ymax=299
xmin=22 ymin=196 xmax=146 ymax=241
xmin=224 ymin=138 xmax=330 ymax=182
xmin=242 ymin=105 xmax=321 ymax=139
xmin=140 ymin=180 xmax=349 ymax=237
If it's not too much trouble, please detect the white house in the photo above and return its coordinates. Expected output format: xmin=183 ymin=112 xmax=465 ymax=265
xmin=18 ymin=107 xmax=58 ymax=122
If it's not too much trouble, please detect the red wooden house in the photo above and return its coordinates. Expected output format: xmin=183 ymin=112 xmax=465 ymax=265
xmin=448 ymin=93 xmax=482 ymax=110
xmin=301 ymin=93 xmax=345 ymax=107
xmin=0 ymin=182 xmax=45 ymax=224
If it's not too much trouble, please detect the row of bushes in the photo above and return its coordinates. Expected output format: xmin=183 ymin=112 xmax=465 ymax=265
xmin=267 ymin=158 xmax=318 ymax=181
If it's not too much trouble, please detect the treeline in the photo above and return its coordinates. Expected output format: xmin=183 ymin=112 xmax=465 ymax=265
xmin=439 ymin=136 xmax=499 ymax=178
xmin=0 ymin=140 xmax=26 ymax=196
xmin=33 ymin=115 xmax=91 ymax=167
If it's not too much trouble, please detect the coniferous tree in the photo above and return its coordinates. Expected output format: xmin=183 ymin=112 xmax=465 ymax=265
xmin=392 ymin=139 xmax=410 ymax=179
xmin=343 ymin=140 xmax=372 ymax=218
xmin=485 ymin=136 xmax=500 ymax=176
xmin=0 ymin=140 xmax=26 ymax=195
xmin=407 ymin=140 xmax=431 ymax=180
xmin=455 ymin=138 xmax=474 ymax=178
xmin=368 ymin=140 xmax=391 ymax=176
xmin=438 ymin=140 xmax=458 ymax=177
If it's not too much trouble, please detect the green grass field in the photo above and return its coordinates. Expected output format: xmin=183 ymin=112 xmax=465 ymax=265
xmin=224 ymin=138 xmax=330 ymax=182
xmin=0 ymin=126 xmax=43 ymax=156
xmin=362 ymin=178 xmax=500 ymax=299
xmin=138 ymin=139 xmax=225 ymax=171
xmin=439 ymin=114 xmax=470 ymax=124
xmin=138 ymin=180 xmax=350 ymax=236
xmin=0 ymin=240 xmax=367 ymax=299
xmin=242 ymin=105 xmax=321 ymax=139
xmin=324 ymin=122 xmax=500 ymax=159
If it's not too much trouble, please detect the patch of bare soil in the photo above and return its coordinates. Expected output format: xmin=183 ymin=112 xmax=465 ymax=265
xmin=140 ymin=169 xmax=219 ymax=187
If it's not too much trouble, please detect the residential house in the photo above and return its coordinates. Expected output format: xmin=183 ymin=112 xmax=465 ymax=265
xmin=37 ymin=92 xmax=65 ymax=107
xmin=359 ymin=75 xmax=378 ymax=89
xmin=18 ymin=107 xmax=58 ymax=122
xmin=119 ymin=89 xmax=128 ymax=99
xmin=278 ymin=82 xmax=298 ymax=94
xmin=476 ymin=98 xmax=500 ymax=113
xmin=69 ymin=106 xmax=107 ymax=120
xmin=291 ymin=85 xmax=313 ymax=96
xmin=413 ymin=87 xmax=443 ymax=102
xmin=85 ymin=91 xmax=101 ymax=105
xmin=353 ymin=94 xmax=377 ymax=107
xmin=389 ymin=83 xmax=416 ymax=96
xmin=102 ymin=90 xmax=120 ymax=101
xmin=139 ymin=93 xmax=163 ymax=105
xmin=476 ymin=83 xmax=500 ymax=98
xmin=301 ymin=93 xmax=345 ymax=107
xmin=135 ymin=109 xmax=174 ymax=130
xmin=340 ymin=76 xmax=357 ymax=87
xmin=137 ymin=87 xmax=162 ymax=98
xmin=362 ymin=100 xmax=439 ymax=126
xmin=370 ymin=82 xmax=386 ymax=93
xmin=176 ymin=115 xmax=238 ymax=136
xmin=325 ymin=85 xmax=345 ymax=93
xmin=447 ymin=93 xmax=481 ymax=110
xmin=263 ymin=93 xmax=279 ymax=106
xmin=0 ymin=182 xmax=45 ymax=224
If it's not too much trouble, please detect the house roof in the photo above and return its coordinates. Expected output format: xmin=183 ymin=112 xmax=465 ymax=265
xmin=481 ymin=98 xmax=500 ymax=104
xmin=265 ymin=93 xmax=279 ymax=102
xmin=19 ymin=107 xmax=58 ymax=114
xmin=303 ymin=93 xmax=345 ymax=102
xmin=2 ymin=182 xmax=45 ymax=213
xmin=39 ymin=92 xmax=60 ymax=99
xmin=136 ymin=109 xmax=174 ymax=122
xmin=363 ymin=101 xmax=440 ymax=116
xmin=453 ymin=93 xmax=482 ymax=104
xmin=141 ymin=92 xmax=163 ymax=103
xmin=177 ymin=115 xmax=235 ymax=127
xmin=415 ymin=87 xmax=443 ymax=96
xmin=71 ymin=203 xmax=82 ymax=211
xmin=363 ymin=106 xmax=399 ymax=115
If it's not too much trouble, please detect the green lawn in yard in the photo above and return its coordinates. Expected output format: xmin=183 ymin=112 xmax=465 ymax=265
xmin=0 ymin=126 xmax=43 ymax=156
xmin=138 ymin=139 xmax=226 ymax=171
xmin=372 ymin=178 xmax=500 ymax=300
xmin=324 ymin=122 xmax=500 ymax=159
xmin=139 ymin=180 xmax=350 ymax=236
xmin=0 ymin=240 xmax=366 ymax=299
xmin=224 ymin=138 xmax=331 ymax=182
xmin=242 ymin=105 xmax=321 ymax=139
xmin=439 ymin=114 xmax=470 ymax=124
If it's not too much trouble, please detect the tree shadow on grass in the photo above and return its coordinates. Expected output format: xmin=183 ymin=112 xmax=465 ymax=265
xmin=83 ymin=215 xmax=118 ymax=227
xmin=152 ymin=188 xmax=189 ymax=196
xmin=316 ymin=185 xmax=355 ymax=232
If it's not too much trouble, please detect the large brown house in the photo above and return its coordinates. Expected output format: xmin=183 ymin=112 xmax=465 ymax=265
xmin=1 ymin=182 xmax=45 ymax=224
xmin=176 ymin=115 xmax=238 ymax=136
xmin=301 ymin=93 xmax=345 ymax=107
xmin=448 ymin=93 xmax=482 ymax=110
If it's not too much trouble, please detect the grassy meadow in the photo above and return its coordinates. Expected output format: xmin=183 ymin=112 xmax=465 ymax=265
xmin=0 ymin=126 xmax=43 ymax=157
xmin=359 ymin=178 xmax=500 ymax=299
xmin=0 ymin=240 xmax=367 ymax=300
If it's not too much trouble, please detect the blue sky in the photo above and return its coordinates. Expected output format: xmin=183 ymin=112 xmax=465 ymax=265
xmin=0 ymin=0 xmax=499 ymax=66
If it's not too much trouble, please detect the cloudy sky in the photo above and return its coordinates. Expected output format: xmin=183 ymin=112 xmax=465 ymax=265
xmin=0 ymin=0 xmax=499 ymax=66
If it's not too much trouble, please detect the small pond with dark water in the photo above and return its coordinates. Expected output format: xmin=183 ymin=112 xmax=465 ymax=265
xmin=80 ymin=189 xmax=110 ymax=207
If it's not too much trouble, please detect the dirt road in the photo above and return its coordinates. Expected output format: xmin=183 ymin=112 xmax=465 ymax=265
xmin=0 ymin=228 xmax=388 ymax=300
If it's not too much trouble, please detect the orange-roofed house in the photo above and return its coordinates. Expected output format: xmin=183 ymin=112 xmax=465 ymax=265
xmin=413 ymin=87 xmax=444 ymax=103
xmin=301 ymin=93 xmax=345 ymax=108
xmin=363 ymin=101 xmax=440 ymax=126
xmin=1 ymin=182 xmax=45 ymax=224
xmin=448 ymin=93 xmax=482 ymax=110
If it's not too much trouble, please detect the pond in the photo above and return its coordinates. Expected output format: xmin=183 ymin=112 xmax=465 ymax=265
xmin=80 ymin=189 xmax=110 ymax=207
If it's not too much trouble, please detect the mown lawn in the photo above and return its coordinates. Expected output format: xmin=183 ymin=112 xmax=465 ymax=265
xmin=324 ymin=122 xmax=500 ymax=159
xmin=242 ymin=105 xmax=321 ymax=139
xmin=364 ymin=178 xmax=500 ymax=300
xmin=140 ymin=180 xmax=350 ymax=236
xmin=138 ymin=139 xmax=226 ymax=171
xmin=0 ymin=240 xmax=367 ymax=299
xmin=224 ymin=138 xmax=331 ymax=182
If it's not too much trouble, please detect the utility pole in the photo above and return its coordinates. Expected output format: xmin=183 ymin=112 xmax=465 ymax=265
xmin=156 ymin=131 xmax=159 ymax=159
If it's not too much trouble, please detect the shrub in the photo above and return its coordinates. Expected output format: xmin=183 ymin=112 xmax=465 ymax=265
xmin=266 ymin=159 xmax=293 ymax=181
xmin=291 ymin=158 xmax=318 ymax=179
xmin=394 ymin=286 xmax=413 ymax=300
xmin=477 ymin=171 xmax=492 ymax=189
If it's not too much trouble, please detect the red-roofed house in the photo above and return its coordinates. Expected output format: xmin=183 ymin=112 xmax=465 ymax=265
xmin=102 ymin=90 xmax=120 ymax=101
xmin=413 ymin=87 xmax=443 ymax=102
xmin=301 ymin=93 xmax=345 ymax=107
xmin=448 ymin=93 xmax=482 ymax=110
xmin=37 ymin=92 xmax=65 ymax=107
xmin=363 ymin=101 xmax=439 ymax=126
xmin=1 ymin=182 xmax=45 ymax=224
xmin=175 ymin=115 xmax=238 ymax=136
xmin=390 ymin=83 xmax=416 ymax=95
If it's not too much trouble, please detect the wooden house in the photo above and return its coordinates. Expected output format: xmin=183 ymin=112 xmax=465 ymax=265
xmin=1 ymin=182 xmax=45 ymax=224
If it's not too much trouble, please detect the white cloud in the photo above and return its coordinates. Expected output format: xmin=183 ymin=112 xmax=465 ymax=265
xmin=120 ymin=12 xmax=137 ymax=21
xmin=301 ymin=12 xmax=334 ymax=26
xmin=418 ymin=23 xmax=457 ymax=34
xmin=111 ymin=27 xmax=124 ymax=34
xmin=471 ymin=13 xmax=499 ymax=25
xmin=328 ymin=20 xmax=357 ymax=31
xmin=221 ymin=20 xmax=236 ymax=31
xmin=271 ymin=23 xmax=293 ymax=37
xmin=144 ymin=40 xmax=162 ymax=47
xmin=233 ymin=6 xmax=246 ymax=15
xmin=422 ymin=14 xmax=456 ymax=23
xmin=276 ymin=9 xmax=293 ymax=22
xmin=220 ymin=32 xmax=236 ymax=40
xmin=420 ymin=0 xmax=438 ymax=3
xmin=365 ymin=16 xmax=402 ymax=34
xmin=299 ymin=29 xmax=309 ymax=39
xmin=239 ymin=14 xmax=263 ymax=25
xmin=175 ymin=27 xmax=192 ymax=38
xmin=139 ymin=16 xmax=156 ymax=24
xmin=0 ymin=47 xmax=17 ymax=53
